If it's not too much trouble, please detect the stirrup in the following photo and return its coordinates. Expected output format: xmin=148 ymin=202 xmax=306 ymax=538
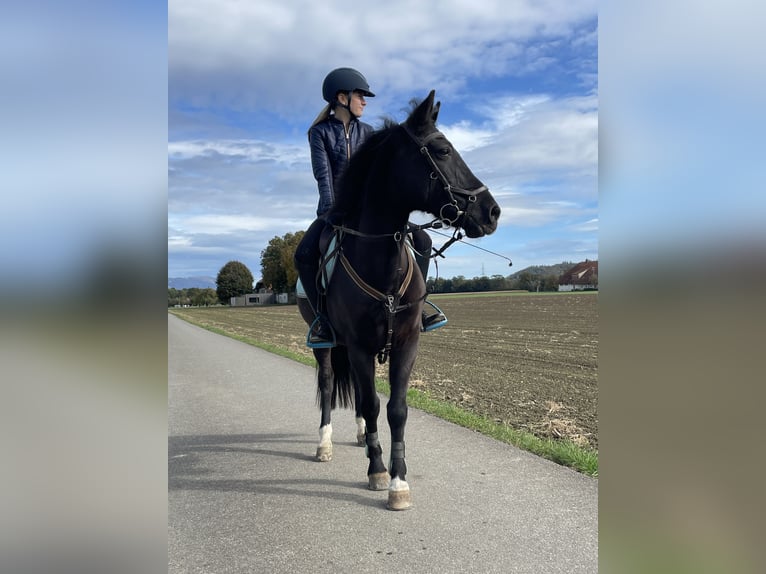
xmin=422 ymin=300 xmax=448 ymax=332
xmin=306 ymin=316 xmax=336 ymax=349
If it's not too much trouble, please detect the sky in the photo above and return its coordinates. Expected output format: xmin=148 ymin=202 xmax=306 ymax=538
xmin=2 ymin=4 xmax=765 ymax=572
xmin=168 ymin=0 xmax=598 ymax=282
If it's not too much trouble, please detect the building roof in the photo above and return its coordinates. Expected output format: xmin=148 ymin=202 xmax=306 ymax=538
xmin=559 ymin=260 xmax=598 ymax=285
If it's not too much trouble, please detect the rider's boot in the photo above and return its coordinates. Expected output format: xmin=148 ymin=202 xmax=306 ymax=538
xmin=308 ymin=311 xmax=335 ymax=348
xmin=295 ymin=220 xmax=337 ymax=348
xmin=298 ymin=261 xmax=335 ymax=348
xmin=411 ymin=231 xmax=448 ymax=332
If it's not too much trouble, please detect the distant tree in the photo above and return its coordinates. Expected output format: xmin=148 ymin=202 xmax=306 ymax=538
xmin=489 ymin=274 xmax=509 ymax=291
xmin=472 ymin=276 xmax=491 ymax=291
xmin=452 ymin=275 xmax=467 ymax=293
xmin=190 ymin=287 xmax=217 ymax=306
xmin=168 ymin=287 xmax=180 ymax=307
xmin=168 ymin=287 xmax=191 ymax=306
xmin=541 ymin=274 xmax=560 ymax=292
xmin=260 ymin=231 xmax=305 ymax=293
xmin=216 ymin=261 xmax=254 ymax=304
xmin=516 ymin=271 xmax=536 ymax=292
xmin=187 ymin=287 xmax=200 ymax=305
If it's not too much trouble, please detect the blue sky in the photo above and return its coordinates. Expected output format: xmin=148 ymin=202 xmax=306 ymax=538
xmin=168 ymin=0 xmax=598 ymax=282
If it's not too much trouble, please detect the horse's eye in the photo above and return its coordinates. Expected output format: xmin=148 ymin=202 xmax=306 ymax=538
xmin=437 ymin=147 xmax=450 ymax=157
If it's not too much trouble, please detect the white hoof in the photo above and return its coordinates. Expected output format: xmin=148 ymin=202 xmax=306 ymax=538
xmin=387 ymin=477 xmax=411 ymax=510
xmin=315 ymin=445 xmax=332 ymax=462
xmin=316 ymin=424 xmax=332 ymax=461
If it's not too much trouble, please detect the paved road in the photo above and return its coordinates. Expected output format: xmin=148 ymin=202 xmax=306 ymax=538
xmin=168 ymin=314 xmax=598 ymax=573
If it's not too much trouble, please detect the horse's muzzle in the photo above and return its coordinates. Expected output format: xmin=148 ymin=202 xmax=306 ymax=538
xmin=462 ymin=197 xmax=500 ymax=238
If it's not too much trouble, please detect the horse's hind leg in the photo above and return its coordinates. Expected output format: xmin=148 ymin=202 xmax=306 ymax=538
xmin=354 ymin=381 xmax=366 ymax=446
xmin=314 ymin=348 xmax=334 ymax=462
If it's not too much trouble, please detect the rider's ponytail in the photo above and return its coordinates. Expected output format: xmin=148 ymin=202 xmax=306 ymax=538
xmin=307 ymin=104 xmax=332 ymax=139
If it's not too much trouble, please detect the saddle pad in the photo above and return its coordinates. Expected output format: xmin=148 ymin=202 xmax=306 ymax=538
xmin=295 ymin=235 xmax=339 ymax=298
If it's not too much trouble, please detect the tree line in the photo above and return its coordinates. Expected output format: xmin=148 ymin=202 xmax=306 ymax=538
xmin=168 ymin=287 xmax=218 ymax=307
xmin=168 ymin=231 xmax=585 ymax=307
xmin=426 ymin=271 xmax=564 ymax=294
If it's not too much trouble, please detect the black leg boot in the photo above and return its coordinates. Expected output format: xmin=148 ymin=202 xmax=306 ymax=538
xmin=295 ymin=221 xmax=336 ymax=347
xmin=298 ymin=260 xmax=335 ymax=347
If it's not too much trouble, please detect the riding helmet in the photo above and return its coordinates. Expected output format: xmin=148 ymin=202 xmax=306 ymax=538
xmin=322 ymin=67 xmax=375 ymax=103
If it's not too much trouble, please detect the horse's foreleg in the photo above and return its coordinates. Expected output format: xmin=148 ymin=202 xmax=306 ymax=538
xmin=315 ymin=349 xmax=334 ymax=462
xmin=385 ymin=346 xmax=417 ymax=510
xmin=349 ymin=350 xmax=388 ymax=490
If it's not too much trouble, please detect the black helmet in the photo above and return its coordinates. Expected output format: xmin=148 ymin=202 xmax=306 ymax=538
xmin=322 ymin=67 xmax=375 ymax=103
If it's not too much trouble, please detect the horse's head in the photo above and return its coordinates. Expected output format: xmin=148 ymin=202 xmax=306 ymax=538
xmin=402 ymin=91 xmax=500 ymax=238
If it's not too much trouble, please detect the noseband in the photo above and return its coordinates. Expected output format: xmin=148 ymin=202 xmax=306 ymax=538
xmin=401 ymin=124 xmax=488 ymax=228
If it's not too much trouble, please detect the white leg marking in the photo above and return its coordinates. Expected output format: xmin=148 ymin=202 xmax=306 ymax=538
xmin=389 ymin=476 xmax=409 ymax=492
xmin=355 ymin=417 xmax=366 ymax=446
xmin=318 ymin=423 xmax=332 ymax=447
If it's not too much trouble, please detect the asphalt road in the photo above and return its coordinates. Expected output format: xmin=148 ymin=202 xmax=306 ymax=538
xmin=168 ymin=314 xmax=598 ymax=573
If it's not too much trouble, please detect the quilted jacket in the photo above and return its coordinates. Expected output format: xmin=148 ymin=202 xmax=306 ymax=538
xmin=309 ymin=115 xmax=374 ymax=216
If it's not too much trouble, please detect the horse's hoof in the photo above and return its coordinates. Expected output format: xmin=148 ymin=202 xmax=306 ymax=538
xmin=368 ymin=471 xmax=390 ymax=491
xmin=315 ymin=446 xmax=332 ymax=462
xmin=387 ymin=478 xmax=412 ymax=511
xmin=356 ymin=433 xmax=366 ymax=447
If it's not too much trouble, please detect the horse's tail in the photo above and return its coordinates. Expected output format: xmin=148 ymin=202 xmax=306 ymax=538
xmin=330 ymin=346 xmax=354 ymax=410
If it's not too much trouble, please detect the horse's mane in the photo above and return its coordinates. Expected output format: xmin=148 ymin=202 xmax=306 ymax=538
xmin=328 ymin=98 xmax=427 ymax=221
xmin=327 ymin=119 xmax=397 ymax=220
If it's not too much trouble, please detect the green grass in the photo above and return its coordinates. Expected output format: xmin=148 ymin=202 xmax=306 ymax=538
xmin=375 ymin=379 xmax=598 ymax=476
xmin=171 ymin=310 xmax=598 ymax=477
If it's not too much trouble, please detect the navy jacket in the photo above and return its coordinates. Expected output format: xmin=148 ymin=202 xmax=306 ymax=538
xmin=309 ymin=115 xmax=374 ymax=216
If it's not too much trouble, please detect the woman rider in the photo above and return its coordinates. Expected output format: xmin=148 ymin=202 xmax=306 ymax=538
xmin=294 ymin=67 xmax=446 ymax=347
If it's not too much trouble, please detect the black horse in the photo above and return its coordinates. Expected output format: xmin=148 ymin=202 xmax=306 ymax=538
xmin=297 ymin=90 xmax=500 ymax=510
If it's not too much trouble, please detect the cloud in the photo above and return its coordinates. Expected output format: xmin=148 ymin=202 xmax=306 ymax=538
xmin=168 ymin=0 xmax=599 ymax=277
xmin=168 ymin=96 xmax=598 ymax=275
xmin=571 ymin=218 xmax=599 ymax=233
xmin=169 ymin=0 xmax=597 ymax=115
xmin=168 ymin=139 xmax=305 ymax=164
xmin=476 ymin=94 xmax=597 ymax=176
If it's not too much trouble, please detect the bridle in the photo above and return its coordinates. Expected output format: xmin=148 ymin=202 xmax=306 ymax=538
xmin=401 ymin=123 xmax=489 ymax=229
xmin=334 ymin=123 xmax=490 ymax=240
xmin=327 ymin=123 xmax=491 ymax=364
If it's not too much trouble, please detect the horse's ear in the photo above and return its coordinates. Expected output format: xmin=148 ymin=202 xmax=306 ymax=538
xmin=407 ymin=90 xmax=437 ymax=130
xmin=432 ymin=100 xmax=441 ymax=124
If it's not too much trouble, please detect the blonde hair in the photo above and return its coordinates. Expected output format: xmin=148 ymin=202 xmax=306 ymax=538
xmin=307 ymin=103 xmax=332 ymax=139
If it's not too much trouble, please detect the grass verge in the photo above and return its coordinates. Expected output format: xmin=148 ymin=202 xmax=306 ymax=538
xmin=171 ymin=311 xmax=598 ymax=477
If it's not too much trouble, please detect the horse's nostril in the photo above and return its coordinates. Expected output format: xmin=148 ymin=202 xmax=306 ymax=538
xmin=491 ymin=205 xmax=501 ymax=221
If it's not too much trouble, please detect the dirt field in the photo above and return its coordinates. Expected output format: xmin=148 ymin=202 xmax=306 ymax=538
xmin=170 ymin=291 xmax=598 ymax=449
